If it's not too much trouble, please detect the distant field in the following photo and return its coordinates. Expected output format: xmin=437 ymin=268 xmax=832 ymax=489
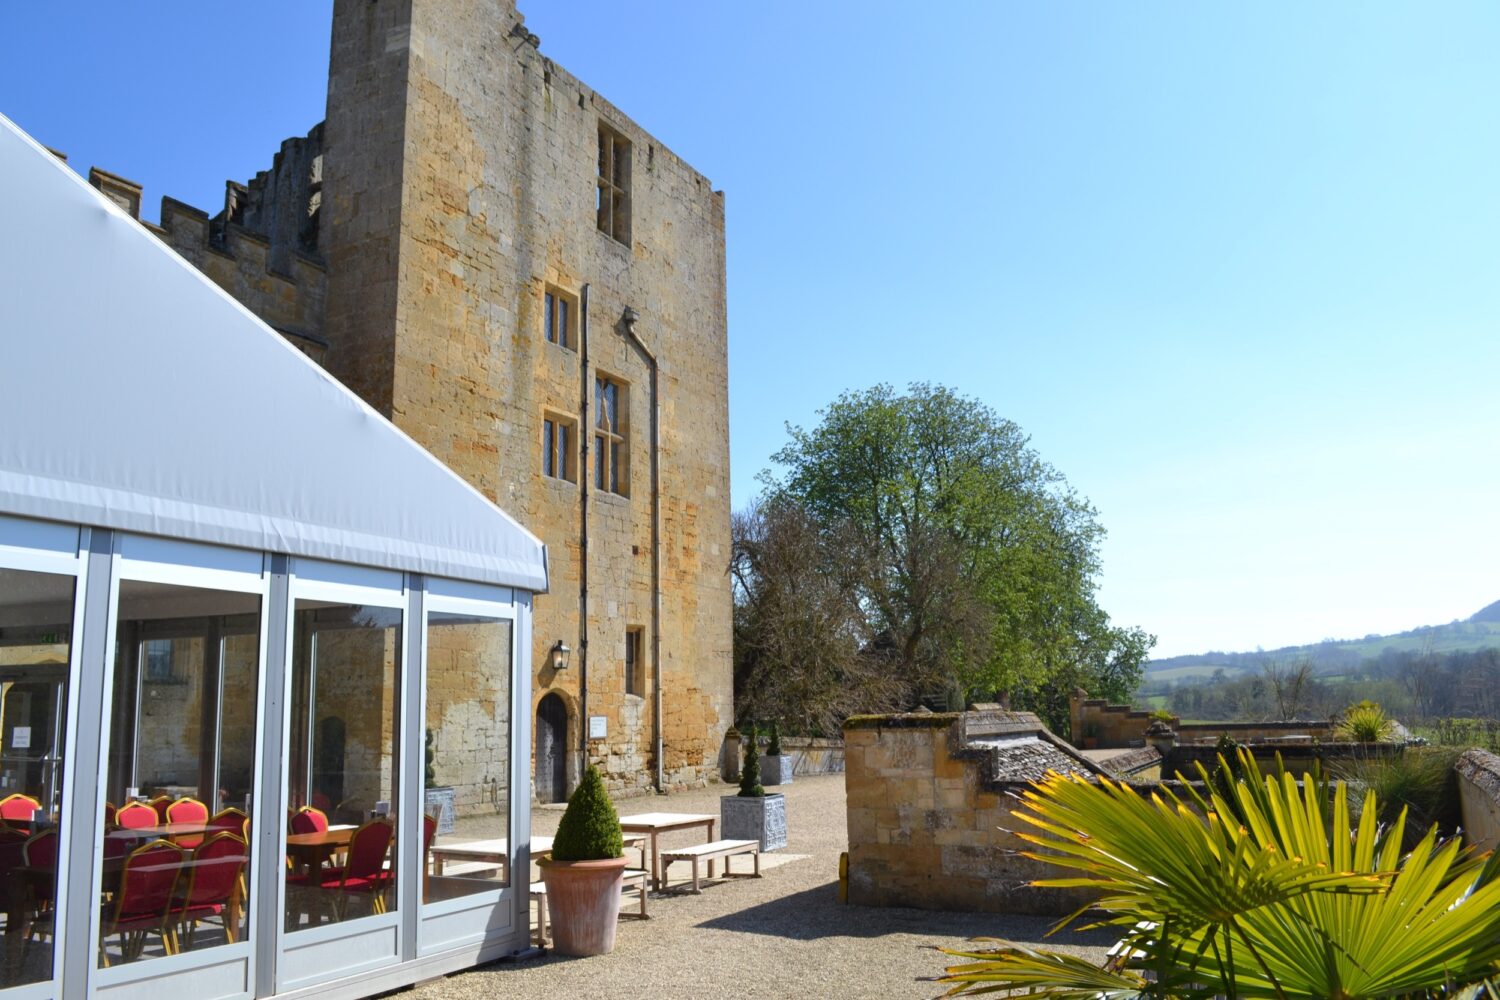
xmin=1146 ymin=620 xmax=1500 ymax=679
xmin=1147 ymin=663 xmax=1253 ymax=682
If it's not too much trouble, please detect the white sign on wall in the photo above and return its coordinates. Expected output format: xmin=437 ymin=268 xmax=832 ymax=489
xmin=11 ymin=727 xmax=30 ymax=750
xmin=588 ymin=715 xmax=607 ymax=740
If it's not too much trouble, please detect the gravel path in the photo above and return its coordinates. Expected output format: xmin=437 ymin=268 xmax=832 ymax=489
xmin=410 ymin=773 xmax=1111 ymax=1000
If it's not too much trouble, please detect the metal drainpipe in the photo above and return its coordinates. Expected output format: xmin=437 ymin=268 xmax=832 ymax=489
xmin=619 ymin=306 xmax=664 ymax=793
xmin=578 ymin=284 xmax=591 ymax=761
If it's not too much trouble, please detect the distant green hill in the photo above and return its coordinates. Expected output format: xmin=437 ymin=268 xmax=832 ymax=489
xmin=1146 ymin=602 xmax=1500 ymax=680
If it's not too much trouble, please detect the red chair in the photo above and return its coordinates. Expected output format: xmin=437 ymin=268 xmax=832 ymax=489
xmin=0 ymin=794 xmax=42 ymax=827
xmin=206 ymin=807 xmax=247 ymax=836
xmin=290 ymin=806 xmax=329 ymax=835
xmin=318 ymin=819 xmax=393 ymax=919
xmin=172 ymin=833 xmax=248 ymax=948
xmin=0 ymin=827 xmax=30 ymax=887
xmin=166 ymin=798 xmax=210 ymax=849
xmin=21 ymin=829 xmax=60 ymax=941
xmin=101 ymin=840 xmax=185 ymax=965
xmin=149 ymin=796 xmax=172 ymax=823
xmin=104 ymin=802 xmax=118 ymax=828
xmin=116 ymin=802 xmax=157 ymax=830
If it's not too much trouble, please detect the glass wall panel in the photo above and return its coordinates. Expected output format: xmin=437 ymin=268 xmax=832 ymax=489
xmin=100 ymin=581 xmax=260 ymax=968
xmin=285 ymin=602 xmax=400 ymax=933
xmin=0 ymin=567 xmax=75 ymax=989
xmin=422 ymin=613 xmax=511 ymax=903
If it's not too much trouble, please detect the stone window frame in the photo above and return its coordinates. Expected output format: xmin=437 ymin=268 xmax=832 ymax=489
xmin=596 ymin=121 xmax=631 ymax=245
xmin=543 ymin=284 xmax=577 ymax=350
xmin=592 ymin=373 xmax=628 ymax=496
xmin=541 ymin=410 xmax=578 ymax=484
xmin=624 ymin=626 xmax=643 ymax=698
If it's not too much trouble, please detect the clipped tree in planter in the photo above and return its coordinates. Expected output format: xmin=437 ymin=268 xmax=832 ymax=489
xmin=722 ymin=723 xmax=786 ymax=851
xmin=761 ymin=718 xmax=793 ymax=785
xmin=537 ymin=766 xmax=627 ymax=956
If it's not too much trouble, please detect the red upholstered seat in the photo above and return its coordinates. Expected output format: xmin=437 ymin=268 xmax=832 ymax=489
xmin=290 ymin=807 xmax=329 ymax=835
xmin=166 ymin=798 xmax=209 ymax=849
xmin=101 ymin=839 xmax=185 ymax=964
xmin=318 ymin=818 xmax=394 ymax=918
xmin=0 ymin=794 xmax=41 ymax=826
xmin=116 ymin=801 xmax=157 ymax=830
xmin=173 ymin=833 xmax=248 ymax=947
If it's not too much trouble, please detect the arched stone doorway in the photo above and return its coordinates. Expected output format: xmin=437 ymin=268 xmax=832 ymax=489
xmin=535 ymin=692 xmax=568 ymax=804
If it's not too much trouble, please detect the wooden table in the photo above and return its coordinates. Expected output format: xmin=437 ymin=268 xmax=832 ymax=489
xmin=284 ymin=825 xmax=356 ymax=875
xmin=107 ymin=822 xmax=215 ymax=846
xmin=617 ymin=813 xmax=716 ymax=889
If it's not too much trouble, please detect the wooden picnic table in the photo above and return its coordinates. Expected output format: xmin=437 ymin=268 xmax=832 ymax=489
xmin=426 ymin=832 xmax=646 ymax=880
xmin=426 ymin=835 xmax=555 ymax=883
xmin=617 ymin=813 xmax=716 ymax=890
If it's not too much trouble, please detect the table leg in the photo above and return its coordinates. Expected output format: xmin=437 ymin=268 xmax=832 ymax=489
xmin=707 ymin=821 xmax=717 ymax=878
xmin=651 ymin=832 xmax=661 ymax=890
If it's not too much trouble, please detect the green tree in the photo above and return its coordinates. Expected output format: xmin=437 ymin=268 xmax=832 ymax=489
xmin=763 ymin=383 xmax=1152 ymax=729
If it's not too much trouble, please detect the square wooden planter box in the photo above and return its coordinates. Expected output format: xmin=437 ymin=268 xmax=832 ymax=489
xmin=720 ymin=793 xmax=787 ymax=852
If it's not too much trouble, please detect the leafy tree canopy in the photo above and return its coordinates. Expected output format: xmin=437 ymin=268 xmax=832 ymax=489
xmin=742 ymin=382 xmax=1152 ymax=731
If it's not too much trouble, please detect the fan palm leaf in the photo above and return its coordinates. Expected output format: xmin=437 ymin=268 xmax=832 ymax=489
xmin=939 ymin=749 xmax=1500 ymax=999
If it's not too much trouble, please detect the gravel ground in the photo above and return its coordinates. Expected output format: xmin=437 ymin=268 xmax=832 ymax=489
xmin=409 ymin=773 xmax=1110 ymax=1000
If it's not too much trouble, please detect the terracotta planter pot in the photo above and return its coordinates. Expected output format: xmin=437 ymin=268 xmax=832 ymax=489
xmin=537 ymin=855 xmax=628 ymax=956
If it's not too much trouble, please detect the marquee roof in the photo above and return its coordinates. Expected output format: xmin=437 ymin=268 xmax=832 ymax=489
xmin=0 ymin=114 xmax=548 ymax=593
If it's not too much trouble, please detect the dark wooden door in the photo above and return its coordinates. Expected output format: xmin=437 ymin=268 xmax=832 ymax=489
xmin=535 ymin=694 xmax=567 ymax=804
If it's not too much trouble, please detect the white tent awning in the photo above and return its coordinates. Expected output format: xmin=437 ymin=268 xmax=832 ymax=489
xmin=0 ymin=114 xmax=548 ymax=593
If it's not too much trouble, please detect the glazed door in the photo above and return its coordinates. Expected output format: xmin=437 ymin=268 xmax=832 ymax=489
xmin=273 ymin=562 xmax=407 ymax=995
xmin=0 ymin=516 xmax=85 ymax=1000
xmin=416 ymin=581 xmax=527 ymax=959
xmin=535 ymin=695 xmax=566 ymax=805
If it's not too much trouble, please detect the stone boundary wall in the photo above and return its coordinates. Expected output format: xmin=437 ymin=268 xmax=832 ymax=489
xmin=719 ymin=734 xmax=844 ymax=781
xmin=1457 ymin=749 xmax=1500 ymax=853
xmin=843 ymin=712 xmax=1095 ymax=916
xmin=1070 ymin=694 xmax=1332 ymax=749
xmin=786 ymin=737 xmax=844 ymax=776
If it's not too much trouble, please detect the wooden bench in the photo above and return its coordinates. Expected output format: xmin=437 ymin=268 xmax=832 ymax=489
xmin=659 ymin=840 xmax=760 ymax=893
xmin=529 ymin=868 xmax=650 ymax=946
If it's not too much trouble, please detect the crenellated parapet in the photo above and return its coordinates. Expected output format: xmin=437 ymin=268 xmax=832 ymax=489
xmin=79 ymin=129 xmax=330 ymax=363
xmin=154 ymin=195 xmax=327 ymax=361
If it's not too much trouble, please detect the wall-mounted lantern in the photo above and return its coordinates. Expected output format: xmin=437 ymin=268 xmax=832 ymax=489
xmin=549 ymin=640 xmax=572 ymax=672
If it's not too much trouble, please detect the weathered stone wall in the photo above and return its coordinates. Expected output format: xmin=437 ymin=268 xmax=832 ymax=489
xmin=426 ymin=617 xmax=512 ymax=819
xmin=321 ymin=0 xmax=732 ymax=798
xmin=1457 ymin=749 xmax=1500 ymax=853
xmin=843 ymin=714 xmax=1093 ymax=915
xmin=112 ymin=0 xmax=732 ymax=802
xmin=135 ymin=637 xmax=206 ymax=793
xmin=1070 ymin=693 xmax=1332 ymax=749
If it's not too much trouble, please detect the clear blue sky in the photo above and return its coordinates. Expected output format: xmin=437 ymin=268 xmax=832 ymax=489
xmin=6 ymin=2 xmax=1498 ymax=658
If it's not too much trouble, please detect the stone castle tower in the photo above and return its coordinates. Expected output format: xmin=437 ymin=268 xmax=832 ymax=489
xmin=114 ymin=0 xmax=732 ymax=800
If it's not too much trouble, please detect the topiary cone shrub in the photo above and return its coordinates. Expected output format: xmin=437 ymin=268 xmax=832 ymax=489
xmin=766 ymin=718 xmax=783 ymax=756
xmin=739 ymin=723 xmax=764 ymax=797
xmin=551 ymin=765 xmax=624 ymax=861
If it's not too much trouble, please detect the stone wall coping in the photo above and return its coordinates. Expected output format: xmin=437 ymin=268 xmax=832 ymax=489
xmin=844 ymin=712 xmax=963 ymax=731
xmin=1180 ymin=720 xmax=1333 ymax=733
xmin=780 ymin=736 xmax=842 ymax=749
xmin=1104 ymin=746 xmax=1163 ymax=775
xmin=1457 ymin=748 xmax=1500 ymax=796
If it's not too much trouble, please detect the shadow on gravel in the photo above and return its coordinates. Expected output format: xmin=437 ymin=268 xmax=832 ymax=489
xmin=696 ymin=880 xmax=1117 ymax=949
